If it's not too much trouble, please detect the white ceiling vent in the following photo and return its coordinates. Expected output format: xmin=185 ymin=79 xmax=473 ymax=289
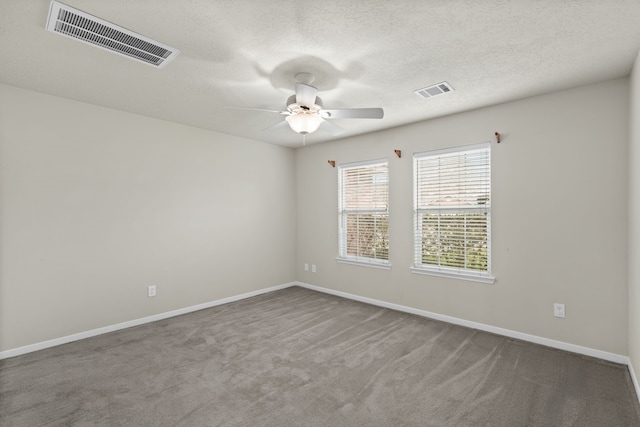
xmin=414 ymin=82 xmax=454 ymax=99
xmin=45 ymin=1 xmax=179 ymax=68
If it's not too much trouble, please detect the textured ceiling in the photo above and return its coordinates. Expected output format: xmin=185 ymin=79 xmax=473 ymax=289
xmin=2 ymin=0 xmax=640 ymax=147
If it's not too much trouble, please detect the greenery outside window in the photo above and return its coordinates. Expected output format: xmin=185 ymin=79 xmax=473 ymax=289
xmin=338 ymin=159 xmax=390 ymax=268
xmin=412 ymin=143 xmax=493 ymax=283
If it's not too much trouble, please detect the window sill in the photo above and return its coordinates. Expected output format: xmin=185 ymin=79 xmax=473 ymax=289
xmin=410 ymin=267 xmax=495 ymax=284
xmin=336 ymin=257 xmax=391 ymax=270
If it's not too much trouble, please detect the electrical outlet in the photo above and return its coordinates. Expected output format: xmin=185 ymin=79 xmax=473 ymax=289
xmin=148 ymin=285 xmax=156 ymax=297
xmin=553 ymin=303 xmax=565 ymax=318
xmin=304 ymin=263 xmax=309 ymax=272
xmin=311 ymin=264 xmax=317 ymax=273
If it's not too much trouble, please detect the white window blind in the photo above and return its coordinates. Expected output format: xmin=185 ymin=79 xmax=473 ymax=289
xmin=338 ymin=160 xmax=389 ymax=267
xmin=413 ymin=143 xmax=492 ymax=281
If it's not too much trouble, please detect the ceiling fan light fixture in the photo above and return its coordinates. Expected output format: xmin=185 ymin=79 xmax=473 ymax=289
xmin=285 ymin=113 xmax=323 ymax=134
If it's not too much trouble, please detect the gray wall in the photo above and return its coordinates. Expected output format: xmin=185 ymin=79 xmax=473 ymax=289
xmin=0 ymin=84 xmax=297 ymax=352
xmin=296 ymin=78 xmax=629 ymax=355
xmin=0 ymin=77 xmax=633 ymax=362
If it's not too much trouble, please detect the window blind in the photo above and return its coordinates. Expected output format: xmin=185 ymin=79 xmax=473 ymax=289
xmin=413 ymin=143 xmax=491 ymax=278
xmin=338 ymin=160 xmax=389 ymax=265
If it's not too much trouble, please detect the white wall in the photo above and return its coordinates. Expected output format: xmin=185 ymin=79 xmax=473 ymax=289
xmin=1 ymin=77 xmax=632 ymax=358
xmin=0 ymin=84 xmax=296 ymax=352
xmin=629 ymin=51 xmax=640 ymax=384
xmin=296 ymin=78 xmax=629 ymax=355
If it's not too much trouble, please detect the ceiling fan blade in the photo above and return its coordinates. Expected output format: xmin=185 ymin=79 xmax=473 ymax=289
xmin=319 ymin=119 xmax=346 ymax=136
xmin=295 ymin=83 xmax=317 ymax=107
xmin=225 ymin=106 xmax=289 ymax=115
xmin=321 ymin=108 xmax=384 ymax=119
xmin=263 ymin=120 xmax=289 ymax=132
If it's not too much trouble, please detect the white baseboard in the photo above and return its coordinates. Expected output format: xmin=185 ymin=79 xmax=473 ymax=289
xmin=628 ymin=361 xmax=640 ymax=404
xmin=294 ymin=281 xmax=631 ymax=366
xmin=0 ymin=282 xmax=295 ymax=360
xmin=2 ymin=280 xmax=634 ymax=377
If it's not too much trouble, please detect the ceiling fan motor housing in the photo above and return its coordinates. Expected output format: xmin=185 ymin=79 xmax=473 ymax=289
xmin=286 ymin=95 xmax=323 ymax=112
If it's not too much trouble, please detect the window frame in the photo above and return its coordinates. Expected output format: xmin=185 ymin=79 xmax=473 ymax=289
xmin=337 ymin=159 xmax=391 ymax=269
xmin=411 ymin=143 xmax=494 ymax=283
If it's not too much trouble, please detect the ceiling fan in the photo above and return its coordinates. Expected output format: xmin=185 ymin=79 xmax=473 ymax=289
xmin=228 ymin=73 xmax=384 ymax=139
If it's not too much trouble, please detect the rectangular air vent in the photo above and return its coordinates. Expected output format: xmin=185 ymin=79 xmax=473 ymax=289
xmin=414 ymin=82 xmax=454 ymax=99
xmin=45 ymin=1 xmax=179 ymax=68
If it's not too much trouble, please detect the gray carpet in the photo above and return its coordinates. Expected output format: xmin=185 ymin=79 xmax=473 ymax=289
xmin=1 ymin=286 xmax=639 ymax=426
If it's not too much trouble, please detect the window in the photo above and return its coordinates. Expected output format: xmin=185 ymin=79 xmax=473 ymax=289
xmin=412 ymin=143 xmax=493 ymax=282
xmin=338 ymin=160 xmax=390 ymax=268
